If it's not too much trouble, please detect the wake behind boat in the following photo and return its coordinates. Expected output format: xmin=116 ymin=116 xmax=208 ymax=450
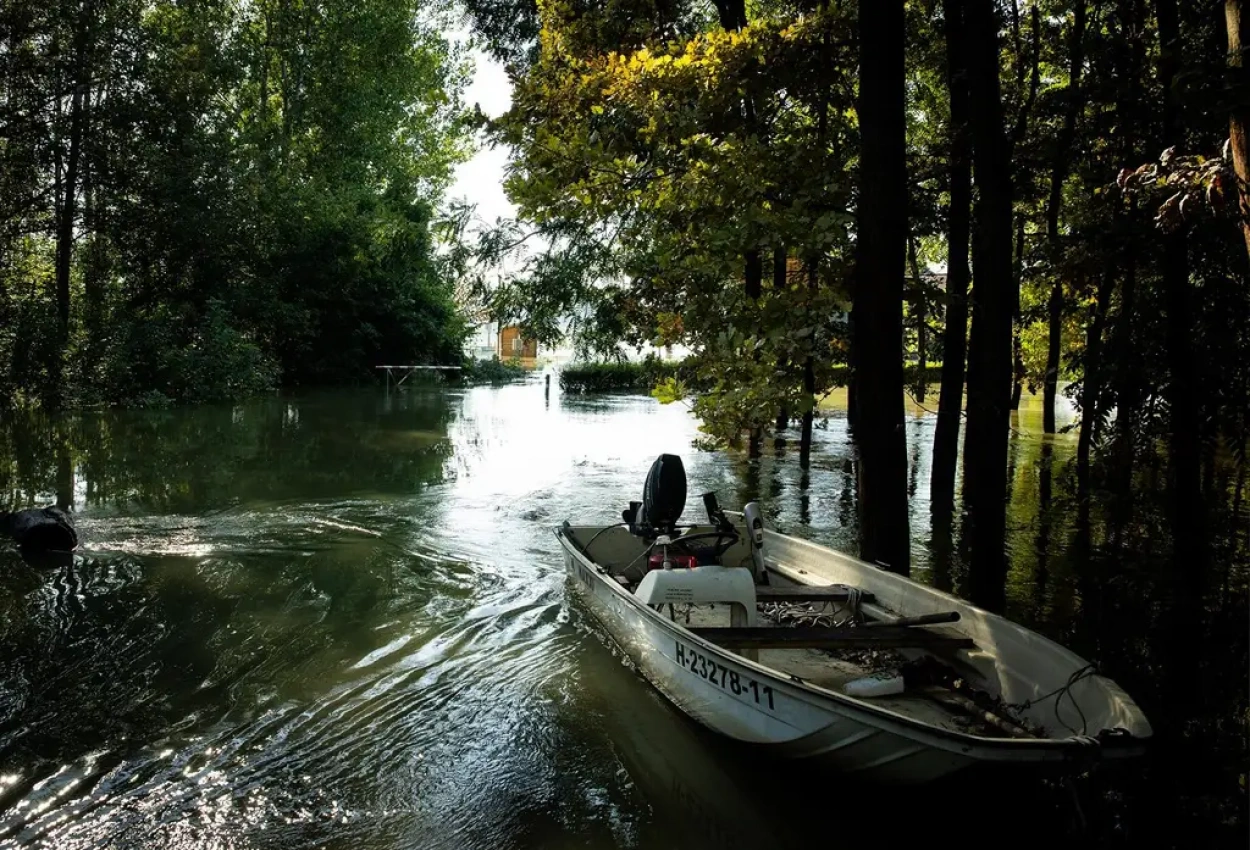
xmin=557 ymin=454 xmax=1152 ymax=784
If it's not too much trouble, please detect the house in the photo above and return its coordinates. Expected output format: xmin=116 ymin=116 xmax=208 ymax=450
xmin=497 ymin=325 xmax=539 ymax=366
xmin=462 ymin=320 xmax=543 ymax=367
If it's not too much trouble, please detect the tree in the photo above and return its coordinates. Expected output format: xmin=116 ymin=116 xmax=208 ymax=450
xmin=961 ymin=0 xmax=1016 ymax=611
xmin=0 ymin=0 xmax=472 ymax=407
xmin=489 ymin=1 xmax=857 ymax=452
xmin=1041 ymin=0 xmax=1088 ymax=434
xmin=1229 ymin=0 xmax=1250 ymax=257
xmin=930 ymin=0 xmax=972 ymax=518
xmin=854 ymin=0 xmax=910 ymax=574
xmin=1155 ymin=0 xmax=1206 ymax=582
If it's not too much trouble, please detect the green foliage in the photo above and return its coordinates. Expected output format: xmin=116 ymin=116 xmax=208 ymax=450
xmin=463 ymin=357 xmax=529 ymax=384
xmin=0 ymin=0 xmax=472 ymax=408
xmin=464 ymin=0 xmax=1250 ymax=501
xmin=457 ymin=2 xmax=860 ymax=446
xmin=559 ymin=355 xmax=678 ymax=393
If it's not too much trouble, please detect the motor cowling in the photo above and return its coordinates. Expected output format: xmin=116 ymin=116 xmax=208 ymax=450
xmin=638 ymin=454 xmax=686 ymax=537
xmin=0 ymin=506 xmax=78 ymax=554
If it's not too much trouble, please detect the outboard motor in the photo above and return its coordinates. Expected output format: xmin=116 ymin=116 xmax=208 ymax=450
xmin=1 ymin=506 xmax=78 ymax=557
xmin=628 ymin=454 xmax=686 ymax=537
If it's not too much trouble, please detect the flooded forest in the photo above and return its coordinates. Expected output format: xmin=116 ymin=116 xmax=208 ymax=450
xmin=0 ymin=0 xmax=1248 ymax=847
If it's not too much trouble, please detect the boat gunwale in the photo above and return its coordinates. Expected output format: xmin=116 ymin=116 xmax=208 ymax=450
xmin=556 ymin=523 xmax=1149 ymax=760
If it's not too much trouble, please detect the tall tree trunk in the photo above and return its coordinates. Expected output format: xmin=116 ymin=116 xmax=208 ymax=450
xmin=774 ymin=246 xmax=790 ymax=432
xmin=56 ymin=439 xmax=73 ymax=511
xmin=1229 ymin=0 xmax=1250 ymax=259
xmin=54 ymin=77 xmax=87 ymax=407
xmin=907 ymin=235 xmax=927 ymax=403
xmin=854 ymin=0 xmax=910 ymax=575
xmin=962 ymin=0 xmax=1016 ymax=611
xmin=801 ymin=257 xmax=818 ymax=468
xmin=1042 ymin=283 xmax=1062 ymax=433
xmin=1111 ymin=0 xmax=1145 ymax=543
xmin=745 ymin=248 xmax=763 ymax=456
xmin=931 ymin=0 xmax=972 ymax=518
xmin=1077 ymin=270 xmax=1114 ymax=517
xmin=715 ymin=0 xmax=763 ymax=455
xmin=1010 ymin=214 xmax=1025 ymax=412
xmin=1007 ymin=4 xmax=1039 ymax=416
xmin=1112 ymin=250 xmax=1139 ymax=504
xmin=1157 ymin=0 xmax=1206 ymax=579
xmin=1042 ymin=0 xmax=1088 ymax=435
xmin=1156 ymin=0 xmax=1206 ymax=734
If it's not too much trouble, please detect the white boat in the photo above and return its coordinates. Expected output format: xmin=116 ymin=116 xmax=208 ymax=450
xmin=556 ymin=454 xmax=1152 ymax=784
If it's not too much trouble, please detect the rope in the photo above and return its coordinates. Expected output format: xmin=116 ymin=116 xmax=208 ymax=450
xmin=839 ymin=586 xmax=864 ymax=626
xmin=582 ymin=523 xmax=627 ymax=556
xmin=1007 ymin=663 xmax=1098 ymax=736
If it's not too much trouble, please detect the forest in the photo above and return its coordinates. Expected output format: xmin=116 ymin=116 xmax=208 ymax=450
xmin=0 ymin=0 xmax=473 ymax=408
xmin=455 ymin=0 xmax=1249 ymax=601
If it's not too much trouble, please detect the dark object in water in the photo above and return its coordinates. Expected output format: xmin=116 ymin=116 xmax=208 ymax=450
xmin=0 ymin=506 xmax=78 ymax=554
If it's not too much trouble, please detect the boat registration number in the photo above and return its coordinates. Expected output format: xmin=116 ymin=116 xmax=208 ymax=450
xmin=674 ymin=640 xmax=775 ymax=710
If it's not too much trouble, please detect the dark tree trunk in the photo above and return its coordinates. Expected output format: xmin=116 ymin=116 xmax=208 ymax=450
xmin=1155 ymin=0 xmax=1206 ymax=735
xmin=847 ymin=339 xmax=859 ymax=428
xmin=713 ymin=0 xmax=747 ymax=30
xmin=53 ymin=78 xmax=87 ymax=406
xmin=1042 ymin=283 xmax=1062 ymax=433
xmin=931 ymin=0 xmax=972 ymax=518
xmin=1009 ymin=3 xmax=1042 ymax=151
xmin=800 ymin=356 xmax=815 ymax=468
xmin=1077 ymin=270 xmax=1114 ymax=517
xmin=1228 ymin=0 xmax=1250 ymax=259
xmin=1111 ymin=0 xmax=1145 ymax=540
xmin=1113 ymin=250 xmax=1139 ymax=502
xmin=744 ymin=249 xmax=762 ymax=300
xmin=1010 ymin=213 xmax=1023 ymax=412
xmin=1042 ymin=0 xmax=1088 ymax=435
xmin=1157 ymin=0 xmax=1206 ymax=581
xmin=962 ymin=0 xmax=1016 ymax=612
xmin=56 ymin=440 xmax=73 ymax=511
xmin=744 ymin=248 xmax=763 ymax=454
xmin=854 ymin=0 xmax=910 ymax=575
xmin=774 ymin=246 xmax=790 ymax=432
xmin=907 ymin=236 xmax=927 ymax=403
xmin=800 ymin=257 xmax=818 ymax=468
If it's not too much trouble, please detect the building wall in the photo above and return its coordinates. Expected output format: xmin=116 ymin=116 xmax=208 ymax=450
xmin=497 ymin=326 xmax=538 ymax=360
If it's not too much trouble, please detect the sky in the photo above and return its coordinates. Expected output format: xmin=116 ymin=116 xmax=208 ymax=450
xmin=448 ymin=49 xmax=516 ymax=226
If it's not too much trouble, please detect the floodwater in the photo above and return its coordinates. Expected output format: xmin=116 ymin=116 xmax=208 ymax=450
xmin=0 ymin=380 xmax=1244 ymax=849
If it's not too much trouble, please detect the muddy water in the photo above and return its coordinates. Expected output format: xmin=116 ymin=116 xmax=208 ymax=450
xmin=0 ymin=382 xmax=1243 ymax=848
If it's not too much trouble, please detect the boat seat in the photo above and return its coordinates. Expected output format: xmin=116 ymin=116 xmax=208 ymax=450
xmin=688 ymin=626 xmax=974 ymax=651
xmin=754 ymin=584 xmax=876 ymax=604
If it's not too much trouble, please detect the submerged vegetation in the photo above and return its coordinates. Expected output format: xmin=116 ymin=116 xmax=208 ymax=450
xmin=0 ymin=0 xmax=473 ymax=409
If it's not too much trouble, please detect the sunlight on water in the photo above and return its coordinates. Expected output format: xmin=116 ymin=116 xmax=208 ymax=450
xmin=0 ymin=381 xmax=1242 ymax=848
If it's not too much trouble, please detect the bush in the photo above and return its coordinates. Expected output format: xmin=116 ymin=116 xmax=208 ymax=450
xmin=559 ymin=355 xmax=679 ymax=393
xmin=463 ymin=356 xmax=529 ymax=384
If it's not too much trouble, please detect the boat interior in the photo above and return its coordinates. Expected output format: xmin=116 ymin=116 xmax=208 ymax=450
xmin=561 ymin=454 xmax=1151 ymax=746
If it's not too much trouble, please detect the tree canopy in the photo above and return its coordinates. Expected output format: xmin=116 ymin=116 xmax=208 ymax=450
xmin=0 ymin=0 xmax=473 ymax=407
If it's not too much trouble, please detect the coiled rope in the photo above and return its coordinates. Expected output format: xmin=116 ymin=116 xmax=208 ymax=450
xmin=1007 ymin=663 xmax=1098 ymax=736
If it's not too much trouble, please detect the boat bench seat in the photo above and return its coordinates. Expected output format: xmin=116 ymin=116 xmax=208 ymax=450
xmin=688 ymin=626 xmax=975 ymax=651
xmin=754 ymin=584 xmax=876 ymax=604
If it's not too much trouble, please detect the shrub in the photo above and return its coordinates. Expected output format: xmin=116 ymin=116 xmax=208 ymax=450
xmin=559 ymin=355 xmax=679 ymax=393
xmin=462 ymin=356 xmax=529 ymax=384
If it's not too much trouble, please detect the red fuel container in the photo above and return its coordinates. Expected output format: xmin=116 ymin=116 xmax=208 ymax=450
xmin=648 ymin=552 xmax=697 ymax=570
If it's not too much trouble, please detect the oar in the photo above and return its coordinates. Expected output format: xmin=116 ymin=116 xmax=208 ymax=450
xmin=861 ymin=611 xmax=961 ymax=628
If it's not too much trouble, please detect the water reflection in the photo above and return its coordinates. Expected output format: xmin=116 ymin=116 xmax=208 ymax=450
xmin=0 ymin=384 xmax=1243 ymax=848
